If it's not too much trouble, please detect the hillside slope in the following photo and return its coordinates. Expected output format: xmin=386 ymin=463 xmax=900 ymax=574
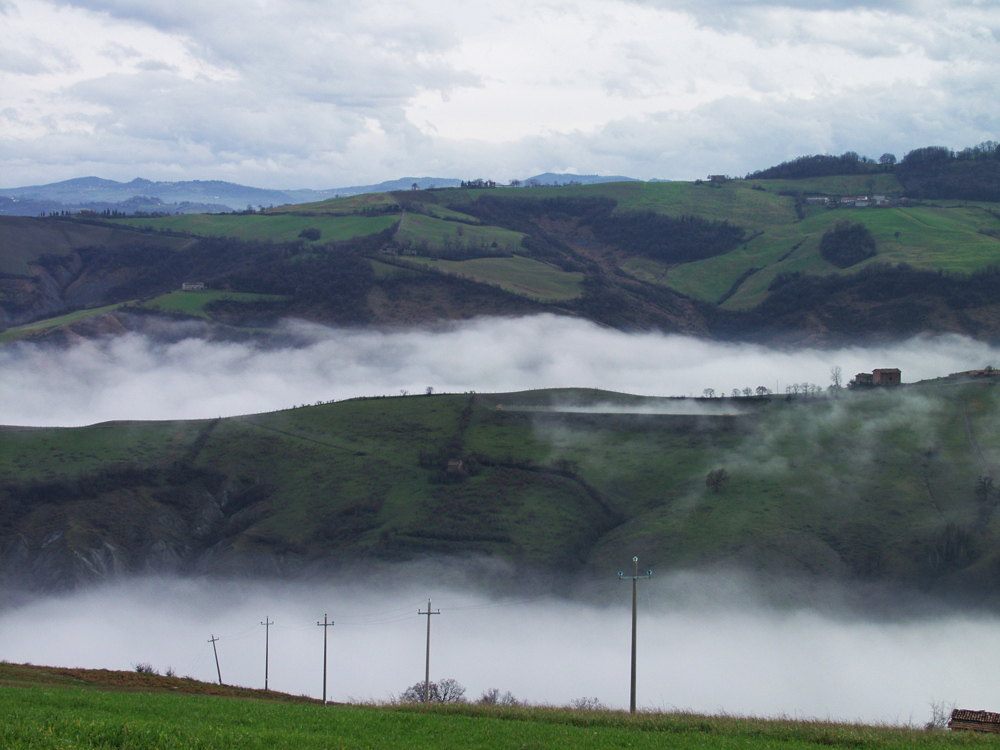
xmin=3 ymin=379 xmax=999 ymax=602
xmin=3 ymin=173 xmax=1000 ymax=344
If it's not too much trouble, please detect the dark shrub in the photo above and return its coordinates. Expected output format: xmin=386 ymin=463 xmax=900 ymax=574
xmin=819 ymin=221 xmax=877 ymax=268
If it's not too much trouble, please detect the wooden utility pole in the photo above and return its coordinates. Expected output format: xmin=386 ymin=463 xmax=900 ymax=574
xmin=418 ymin=600 xmax=440 ymax=703
xmin=208 ymin=635 xmax=223 ymax=686
xmin=317 ymin=614 xmax=334 ymax=704
xmin=619 ymin=556 xmax=652 ymax=714
xmin=261 ymin=617 xmax=273 ymax=691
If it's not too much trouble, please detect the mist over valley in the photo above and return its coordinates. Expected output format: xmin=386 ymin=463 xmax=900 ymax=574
xmin=4 ymin=572 xmax=1000 ymax=724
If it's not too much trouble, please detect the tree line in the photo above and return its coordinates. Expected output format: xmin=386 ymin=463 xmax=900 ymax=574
xmin=745 ymin=141 xmax=1000 ymax=202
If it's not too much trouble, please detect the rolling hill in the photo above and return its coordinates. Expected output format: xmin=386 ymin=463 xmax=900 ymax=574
xmin=3 ymin=377 xmax=999 ymax=602
xmin=2 ymin=158 xmax=1000 ymax=344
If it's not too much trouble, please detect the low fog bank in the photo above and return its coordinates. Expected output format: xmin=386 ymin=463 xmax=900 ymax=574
xmin=509 ymin=402 xmax=747 ymax=416
xmin=3 ymin=316 xmax=997 ymax=426
xmin=2 ymin=571 xmax=997 ymax=725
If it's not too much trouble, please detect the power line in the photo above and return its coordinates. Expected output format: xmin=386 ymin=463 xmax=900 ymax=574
xmin=619 ymin=556 xmax=652 ymax=714
xmin=261 ymin=617 xmax=273 ymax=691
xmin=418 ymin=599 xmax=440 ymax=703
xmin=317 ymin=614 xmax=334 ymax=704
xmin=207 ymin=634 xmax=223 ymax=686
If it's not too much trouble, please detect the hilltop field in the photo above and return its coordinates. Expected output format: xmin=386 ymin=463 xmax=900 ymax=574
xmin=2 ymin=164 xmax=1000 ymax=345
xmin=3 ymin=375 xmax=999 ymax=601
xmin=1 ymin=662 xmax=991 ymax=749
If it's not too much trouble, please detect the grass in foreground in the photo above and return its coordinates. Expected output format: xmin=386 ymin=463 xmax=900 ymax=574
xmin=2 ymin=661 xmax=993 ymax=750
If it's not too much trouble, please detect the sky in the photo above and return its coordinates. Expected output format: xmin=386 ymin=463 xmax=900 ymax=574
xmin=2 ymin=0 xmax=998 ymax=189
xmin=0 ymin=316 xmax=996 ymax=426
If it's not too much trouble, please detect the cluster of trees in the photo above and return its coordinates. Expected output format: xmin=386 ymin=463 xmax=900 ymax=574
xmin=455 ymin=195 xmax=745 ymax=266
xmin=895 ymin=142 xmax=1000 ymax=201
xmin=819 ymin=221 xmax=877 ymax=268
xmin=398 ymin=679 xmax=521 ymax=706
xmin=785 ymin=383 xmax=826 ymax=396
xmin=745 ymin=141 xmax=1000 ymax=202
xmin=746 ymin=151 xmax=894 ymax=180
xmin=590 ymin=211 xmax=745 ymax=265
xmin=701 ymin=386 xmax=772 ymax=398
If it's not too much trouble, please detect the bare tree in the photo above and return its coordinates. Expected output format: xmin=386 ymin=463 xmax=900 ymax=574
xmin=830 ymin=366 xmax=843 ymax=389
xmin=399 ymin=678 xmax=466 ymax=704
xmin=569 ymin=697 xmax=607 ymax=710
xmin=742 ymin=387 xmax=753 ymax=398
xmin=702 ymin=388 xmax=715 ymax=398
xmin=706 ymin=468 xmax=729 ymax=493
xmin=976 ymin=475 xmax=994 ymax=502
xmin=731 ymin=388 xmax=741 ymax=398
xmin=478 ymin=688 xmax=520 ymax=706
xmin=755 ymin=386 xmax=771 ymax=397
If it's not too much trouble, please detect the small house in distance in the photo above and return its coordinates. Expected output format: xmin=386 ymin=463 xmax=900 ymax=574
xmin=849 ymin=368 xmax=901 ymax=388
xmin=949 ymin=708 xmax=1000 ymax=733
xmin=873 ymin=368 xmax=901 ymax=385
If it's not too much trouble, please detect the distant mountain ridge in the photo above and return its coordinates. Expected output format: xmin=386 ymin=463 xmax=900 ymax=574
xmin=0 ymin=174 xmax=646 ymax=216
xmin=0 ymin=176 xmax=466 ymax=215
xmin=522 ymin=173 xmax=640 ymax=186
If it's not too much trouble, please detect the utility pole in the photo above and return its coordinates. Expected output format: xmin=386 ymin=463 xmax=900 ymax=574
xmin=418 ymin=599 xmax=440 ymax=703
xmin=208 ymin=634 xmax=223 ymax=686
xmin=261 ymin=617 xmax=273 ymax=691
xmin=618 ymin=556 xmax=651 ymax=714
xmin=317 ymin=614 xmax=334 ymax=704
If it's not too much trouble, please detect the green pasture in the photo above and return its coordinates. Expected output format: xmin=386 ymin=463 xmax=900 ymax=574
xmin=394 ymin=212 xmax=524 ymax=254
xmin=2 ymin=677 xmax=989 ymax=750
xmin=0 ymin=216 xmax=191 ymax=274
xmin=419 ymin=203 xmax=484 ymax=223
xmin=111 ymin=213 xmax=398 ymax=243
xmin=0 ymin=303 xmax=127 ymax=344
xmin=753 ymin=173 xmax=904 ymax=197
xmin=4 ymin=380 xmax=999 ymax=582
xmin=403 ymin=255 xmax=583 ymax=301
xmin=368 ymin=257 xmax=422 ymax=280
xmin=0 ymin=419 xmax=210 ymax=480
xmin=632 ymin=203 xmax=1000 ymax=308
xmin=267 ymin=192 xmax=400 ymax=215
xmin=139 ymin=290 xmax=291 ymax=319
xmin=478 ymin=181 xmax=800 ymax=227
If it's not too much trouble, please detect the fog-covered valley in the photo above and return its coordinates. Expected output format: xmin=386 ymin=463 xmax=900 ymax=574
xmin=1 ymin=572 xmax=996 ymax=725
xmin=4 ymin=316 xmax=1000 ymax=725
xmin=2 ymin=316 xmax=996 ymax=427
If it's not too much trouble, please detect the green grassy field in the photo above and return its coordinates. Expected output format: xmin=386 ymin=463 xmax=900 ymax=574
xmin=637 ymin=202 xmax=1000 ymax=308
xmin=1 ymin=663 xmax=988 ymax=749
xmin=0 ymin=216 xmax=192 ymax=275
xmin=394 ymin=212 xmax=525 ymax=254
xmin=402 ymin=255 xmax=584 ymax=301
xmin=47 ymin=178 xmax=999 ymax=318
xmin=3 ymin=380 xmax=999 ymax=586
xmin=139 ymin=290 xmax=292 ymax=318
xmin=0 ymin=303 xmax=129 ymax=344
xmin=111 ymin=212 xmax=399 ymax=243
xmin=266 ymin=192 xmax=400 ymax=215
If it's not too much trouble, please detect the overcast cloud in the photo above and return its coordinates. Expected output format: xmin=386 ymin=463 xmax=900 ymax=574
xmin=2 ymin=0 xmax=997 ymax=188
xmin=1 ymin=316 xmax=996 ymax=427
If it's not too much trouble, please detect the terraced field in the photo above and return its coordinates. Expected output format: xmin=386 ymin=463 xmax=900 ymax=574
xmin=402 ymin=255 xmax=583 ymax=301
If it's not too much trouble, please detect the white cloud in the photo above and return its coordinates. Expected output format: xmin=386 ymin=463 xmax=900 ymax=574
xmin=0 ymin=316 xmax=995 ymax=427
xmin=1 ymin=0 xmax=997 ymax=187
